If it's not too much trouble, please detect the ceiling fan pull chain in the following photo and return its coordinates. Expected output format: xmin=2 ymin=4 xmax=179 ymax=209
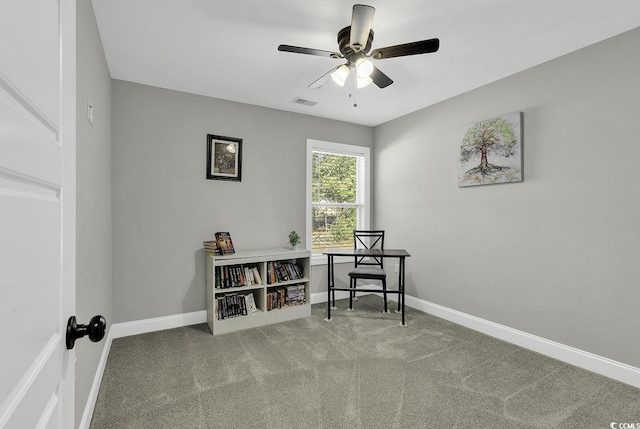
xmin=353 ymin=69 xmax=358 ymax=108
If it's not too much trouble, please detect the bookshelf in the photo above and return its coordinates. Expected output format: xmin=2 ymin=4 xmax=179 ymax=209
xmin=206 ymin=248 xmax=311 ymax=335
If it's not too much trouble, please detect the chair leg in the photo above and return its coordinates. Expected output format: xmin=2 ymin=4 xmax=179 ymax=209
xmin=331 ymin=289 xmax=335 ymax=309
xmin=352 ymin=279 xmax=357 ymax=301
xmin=382 ymin=278 xmax=388 ymax=313
xmin=349 ymin=278 xmax=354 ymax=310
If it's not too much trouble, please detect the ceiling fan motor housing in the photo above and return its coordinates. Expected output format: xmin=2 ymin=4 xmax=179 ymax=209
xmin=338 ymin=26 xmax=374 ymax=64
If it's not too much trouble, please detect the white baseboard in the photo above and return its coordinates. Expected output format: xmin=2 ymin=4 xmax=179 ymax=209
xmin=78 ymin=329 xmax=113 ymax=429
xmin=398 ymin=294 xmax=640 ymax=389
xmin=78 ymin=310 xmax=207 ymax=428
xmin=110 ymin=310 xmax=207 ymax=339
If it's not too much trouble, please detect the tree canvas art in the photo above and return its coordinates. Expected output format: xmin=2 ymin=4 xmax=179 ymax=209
xmin=458 ymin=112 xmax=523 ymax=187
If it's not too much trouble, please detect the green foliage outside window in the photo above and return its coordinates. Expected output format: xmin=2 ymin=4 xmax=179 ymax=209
xmin=312 ymin=153 xmax=356 ymax=203
xmin=311 ymin=153 xmax=358 ymax=252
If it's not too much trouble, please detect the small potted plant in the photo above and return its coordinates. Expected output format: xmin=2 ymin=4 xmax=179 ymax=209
xmin=288 ymin=230 xmax=301 ymax=250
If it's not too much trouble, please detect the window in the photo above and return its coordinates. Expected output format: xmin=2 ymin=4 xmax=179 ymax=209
xmin=306 ymin=139 xmax=370 ymax=264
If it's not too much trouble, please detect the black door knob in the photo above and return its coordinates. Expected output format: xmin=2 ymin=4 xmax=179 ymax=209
xmin=66 ymin=315 xmax=106 ymax=350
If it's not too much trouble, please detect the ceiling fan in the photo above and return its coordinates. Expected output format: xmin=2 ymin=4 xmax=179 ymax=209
xmin=278 ymin=4 xmax=440 ymax=90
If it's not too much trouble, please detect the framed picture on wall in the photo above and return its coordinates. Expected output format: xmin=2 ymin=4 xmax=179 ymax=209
xmin=207 ymin=134 xmax=243 ymax=181
xmin=457 ymin=111 xmax=523 ymax=187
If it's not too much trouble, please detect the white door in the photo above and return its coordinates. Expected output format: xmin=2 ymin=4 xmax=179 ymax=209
xmin=0 ymin=1 xmax=75 ymax=428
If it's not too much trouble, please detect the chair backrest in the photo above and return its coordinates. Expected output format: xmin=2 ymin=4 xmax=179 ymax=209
xmin=353 ymin=230 xmax=385 ymax=268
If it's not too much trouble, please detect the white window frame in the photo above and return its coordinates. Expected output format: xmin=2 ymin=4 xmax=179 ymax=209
xmin=306 ymin=139 xmax=371 ymax=265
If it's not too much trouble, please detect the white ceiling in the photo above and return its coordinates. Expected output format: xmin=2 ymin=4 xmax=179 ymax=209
xmin=92 ymin=0 xmax=640 ymax=127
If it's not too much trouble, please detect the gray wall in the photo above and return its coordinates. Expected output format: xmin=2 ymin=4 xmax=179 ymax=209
xmin=373 ymin=27 xmax=640 ymax=369
xmin=76 ymin=1 xmax=112 ymax=427
xmin=111 ymin=80 xmax=373 ymax=323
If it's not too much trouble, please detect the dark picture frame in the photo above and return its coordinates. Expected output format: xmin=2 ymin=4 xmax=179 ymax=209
xmin=206 ymin=134 xmax=243 ymax=181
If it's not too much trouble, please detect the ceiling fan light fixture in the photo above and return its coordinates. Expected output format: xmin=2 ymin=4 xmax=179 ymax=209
xmin=357 ymin=76 xmax=373 ymax=89
xmin=331 ymin=64 xmax=350 ymax=87
xmin=355 ymin=58 xmax=374 ymax=79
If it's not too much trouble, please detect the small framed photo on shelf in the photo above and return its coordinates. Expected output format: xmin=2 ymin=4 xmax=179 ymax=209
xmin=207 ymin=134 xmax=242 ymax=181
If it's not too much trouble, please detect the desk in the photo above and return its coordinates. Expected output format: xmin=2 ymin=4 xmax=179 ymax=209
xmin=323 ymin=248 xmax=411 ymax=326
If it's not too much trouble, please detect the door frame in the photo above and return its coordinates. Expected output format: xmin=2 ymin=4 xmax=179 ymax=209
xmin=61 ymin=1 xmax=77 ymax=427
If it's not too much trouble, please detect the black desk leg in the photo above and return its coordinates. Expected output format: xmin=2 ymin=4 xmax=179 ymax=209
xmin=397 ymin=260 xmax=401 ymax=314
xmin=395 ymin=257 xmax=403 ymax=315
xmin=325 ymin=255 xmax=332 ymax=322
xmin=400 ymin=257 xmax=407 ymax=327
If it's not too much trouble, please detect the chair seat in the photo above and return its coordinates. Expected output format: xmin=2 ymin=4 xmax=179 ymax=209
xmin=348 ymin=267 xmax=386 ymax=280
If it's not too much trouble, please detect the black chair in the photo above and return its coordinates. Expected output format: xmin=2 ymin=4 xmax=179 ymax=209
xmin=347 ymin=230 xmax=388 ymax=312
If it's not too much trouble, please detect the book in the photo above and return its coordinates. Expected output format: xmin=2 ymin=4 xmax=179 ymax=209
xmin=214 ymin=266 xmax=221 ymax=288
xmin=275 ymin=287 xmax=286 ymax=309
xmin=245 ymin=293 xmax=257 ymax=314
xmin=252 ymin=267 xmax=262 ymax=285
xmin=203 ymin=240 xmax=220 ymax=255
xmin=215 ymin=232 xmax=235 ymax=254
xmin=268 ymin=262 xmax=276 ymax=284
xmin=244 ymin=267 xmax=253 ymax=285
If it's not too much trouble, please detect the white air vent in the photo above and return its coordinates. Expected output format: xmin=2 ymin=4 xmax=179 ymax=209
xmin=292 ymin=97 xmax=317 ymax=107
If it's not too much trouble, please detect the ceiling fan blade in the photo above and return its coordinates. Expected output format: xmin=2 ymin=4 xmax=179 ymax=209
xmin=350 ymin=4 xmax=375 ymax=52
xmin=370 ymin=38 xmax=440 ymax=60
xmin=278 ymin=44 xmax=343 ymax=59
xmin=370 ymin=66 xmax=393 ymax=89
xmin=308 ymin=66 xmax=341 ymax=89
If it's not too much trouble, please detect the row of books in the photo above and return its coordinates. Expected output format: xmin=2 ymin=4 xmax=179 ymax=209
xmin=215 ymin=265 xmax=262 ymax=289
xmin=216 ymin=292 xmax=257 ymax=320
xmin=217 ymin=285 xmax=306 ymax=319
xmin=266 ymin=284 xmax=306 ymax=311
xmin=266 ymin=261 xmax=304 ymax=285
